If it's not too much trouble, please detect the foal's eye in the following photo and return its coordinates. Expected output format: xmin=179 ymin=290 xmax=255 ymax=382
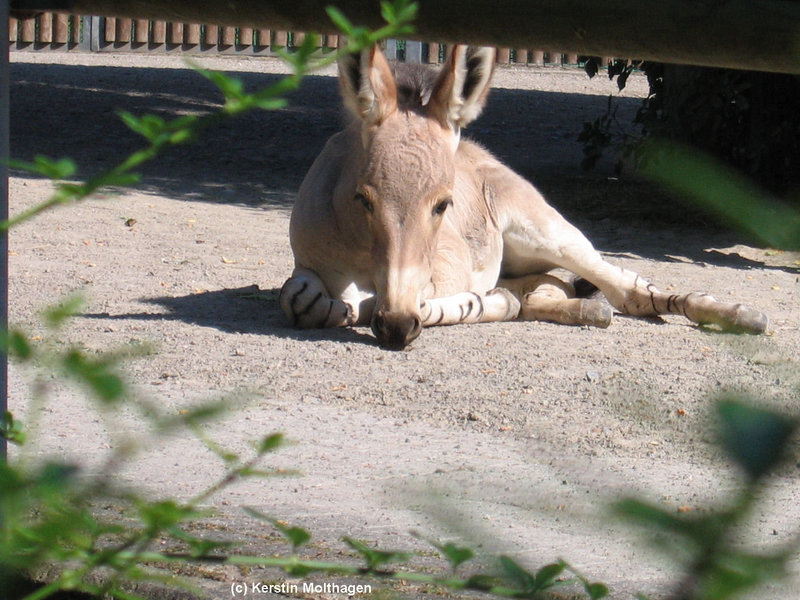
xmin=433 ymin=197 xmax=453 ymax=216
xmin=355 ymin=193 xmax=374 ymax=213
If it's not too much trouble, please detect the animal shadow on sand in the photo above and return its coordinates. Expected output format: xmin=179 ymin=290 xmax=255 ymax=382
xmin=83 ymin=286 xmax=378 ymax=346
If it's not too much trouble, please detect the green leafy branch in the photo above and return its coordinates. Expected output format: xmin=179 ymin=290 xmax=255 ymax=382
xmin=2 ymin=305 xmax=299 ymax=600
xmin=0 ymin=425 xmax=293 ymax=600
xmin=615 ymin=400 xmax=799 ymax=600
xmin=112 ymin=541 xmax=607 ymax=599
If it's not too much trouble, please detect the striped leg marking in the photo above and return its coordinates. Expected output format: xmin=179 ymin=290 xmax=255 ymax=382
xmin=644 ymin=286 xmax=768 ymax=334
xmin=279 ymin=270 xmax=354 ymax=329
xmin=420 ymin=288 xmax=520 ymax=327
xmin=612 ymin=274 xmax=768 ymax=334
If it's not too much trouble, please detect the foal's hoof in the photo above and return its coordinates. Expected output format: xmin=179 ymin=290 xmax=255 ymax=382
xmin=727 ymin=305 xmax=769 ymax=335
xmin=579 ymin=299 xmax=613 ymax=328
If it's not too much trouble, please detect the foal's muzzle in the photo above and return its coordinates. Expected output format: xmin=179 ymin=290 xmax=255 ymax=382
xmin=371 ymin=310 xmax=422 ymax=350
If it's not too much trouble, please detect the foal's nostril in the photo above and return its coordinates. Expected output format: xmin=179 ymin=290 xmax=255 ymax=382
xmin=372 ymin=311 xmax=422 ymax=350
xmin=409 ymin=316 xmax=422 ymax=339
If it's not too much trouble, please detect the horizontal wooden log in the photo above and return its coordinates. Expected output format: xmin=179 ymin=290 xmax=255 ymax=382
xmin=11 ymin=0 xmax=800 ymax=73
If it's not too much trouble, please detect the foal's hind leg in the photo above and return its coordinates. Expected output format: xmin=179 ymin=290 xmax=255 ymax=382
xmin=519 ymin=227 xmax=767 ymax=334
xmin=489 ymin=167 xmax=768 ymax=334
xmin=547 ymin=238 xmax=768 ymax=334
xmin=500 ymin=273 xmax=612 ymax=327
xmin=279 ymin=268 xmax=356 ymax=328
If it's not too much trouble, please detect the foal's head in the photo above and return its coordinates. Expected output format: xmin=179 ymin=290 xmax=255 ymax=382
xmin=339 ymin=44 xmax=495 ymax=349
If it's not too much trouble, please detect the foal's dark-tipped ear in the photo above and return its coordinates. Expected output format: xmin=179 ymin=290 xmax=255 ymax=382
xmin=338 ymin=44 xmax=398 ymax=125
xmin=428 ymin=45 xmax=495 ymax=132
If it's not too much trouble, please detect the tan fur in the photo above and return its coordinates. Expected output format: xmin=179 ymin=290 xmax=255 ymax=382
xmin=280 ymin=44 xmax=768 ymax=350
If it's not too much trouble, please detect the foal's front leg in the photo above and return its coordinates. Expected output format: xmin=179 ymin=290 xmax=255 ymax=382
xmin=420 ymin=288 xmax=520 ymax=327
xmin=279 ymin=268 xmax=362 ymax=329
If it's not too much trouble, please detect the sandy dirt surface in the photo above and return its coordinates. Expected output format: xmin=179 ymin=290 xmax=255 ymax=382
xmin=7 ymin=51 xmax=800 ymax=599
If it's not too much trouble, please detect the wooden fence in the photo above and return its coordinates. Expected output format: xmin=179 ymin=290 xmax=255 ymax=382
xmin=9 ymin=13 xmax=596 ymax=66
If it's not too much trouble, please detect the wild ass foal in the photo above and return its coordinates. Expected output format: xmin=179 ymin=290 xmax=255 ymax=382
xmin=280 ymin=45 xmax=768 ymax=350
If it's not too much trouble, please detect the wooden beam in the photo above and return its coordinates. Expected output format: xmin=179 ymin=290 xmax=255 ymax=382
xmin=12 ymin=0 xmax=800 ymax=73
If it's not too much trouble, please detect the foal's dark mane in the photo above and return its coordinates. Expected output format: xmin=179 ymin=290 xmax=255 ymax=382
xmin=391 ymin=62 xmax=439 ymax=113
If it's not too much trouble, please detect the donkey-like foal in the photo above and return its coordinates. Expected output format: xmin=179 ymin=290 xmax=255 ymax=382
xmin=280 ymin=45 xmax=767 ymax=350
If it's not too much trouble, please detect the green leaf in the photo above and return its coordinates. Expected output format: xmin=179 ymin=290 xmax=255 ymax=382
xmin=257 ymin=432 xmax=285 ymax=454
xmin=1 ymin=329 xmax=33 ymax=361
xmin=379 ymin=0 xmax=417 ymax=31
xmin=585 ymin=581 xmax=610 ymax=599
xmin=37 ymin=156 xmax=77 ymax=179
xmin=244 ymin=507 xmax=311 ymax=550
xmin=438 ymin=542 xmax=474 ymax=571
xmin=138 ymin=499 xmax=198 ymax=531
xmin=562 ymin=559 xmax=610 ymax=600
xmin=37 ymin=462 xmax=80 ymax=491
xmin=9 ymin=155 xmax=77 ymax=180
xmin=499 ymin=555 xmax=535 ymax=592
xmin=237 ymin=467 xmax=299 ymax=478
xmin=465 ymin=574 xmax=500 ymax=591
xmin=380 ymin=1 xmax=398 ymax=23
xmin=168 ymin=128 xmax=195 ymax=145
xmin=1 ymin=411 xmax=27 ymax=445
xmin=613 ymin=497 xmax=706 ymax=547
xmin=118 ymin=111 xmax=169 ymax=143
xmin=294 ymin=32 xmax=321 ymax=64
xmin=199 ymin=69 xmax=246 ymax=102
xmin=285 ymin=562 xmax=315 ymax=577
xmin=699 ymin=550 xmax=787 ymax=600
xmin=253 ymin=97 xmax=289 ymax=111
xmin=39 ymin=156 xmax=77 ymax=179
xmin=191 ymin=427 xmax=240 ymax=464
xmin=278 ymin=524 xmax=311 ymax=549
xmin=533 ymin=561 xmax=566 ymax=590
xmin=42 ymin=294 xmax=86 ymax=329
xmin=325 ymin=6 xmax=354 ymax=35
xmin=89 ymin=170 xmax=142 ymax=190
xmin=167 ymin=401 xmax=228 ymax=429
xmin=168 ymin=527 xmax=233 ymax=558
xmin=717 ymin=399 xmax=797 ymax=480
xmin=614 ymin=498 xmax=685 ymax=531
xmin=343 ymin=537 xmax=410 ymax=570
xmin=62 ymin=349 xmax=126 ymax=405
xmin=412 ymin=532 xmax=474 ymax=572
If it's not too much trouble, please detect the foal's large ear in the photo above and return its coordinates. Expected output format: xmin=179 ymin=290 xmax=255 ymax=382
xmin=338 ymin=44 xmax=398 ymax=125
xmin=428 ymin=45 xmax=495 ymax=132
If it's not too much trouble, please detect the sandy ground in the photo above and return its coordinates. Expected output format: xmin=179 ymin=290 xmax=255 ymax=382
xmin=7 ymin=51 xmax=800 ymax=599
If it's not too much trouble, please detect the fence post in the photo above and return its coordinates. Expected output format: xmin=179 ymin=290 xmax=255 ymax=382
xmin=0 ymin=0 xmax=9 ymax=467
xmin=53 ymin=14 xmax=69 ymax=45
xmin=81 ymin=15 xmax=103 ymax=51
xmin=384 ymin=38 xmax=398 ymax=60
xmin=405 ymin=40 xmax=423 ymax=63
